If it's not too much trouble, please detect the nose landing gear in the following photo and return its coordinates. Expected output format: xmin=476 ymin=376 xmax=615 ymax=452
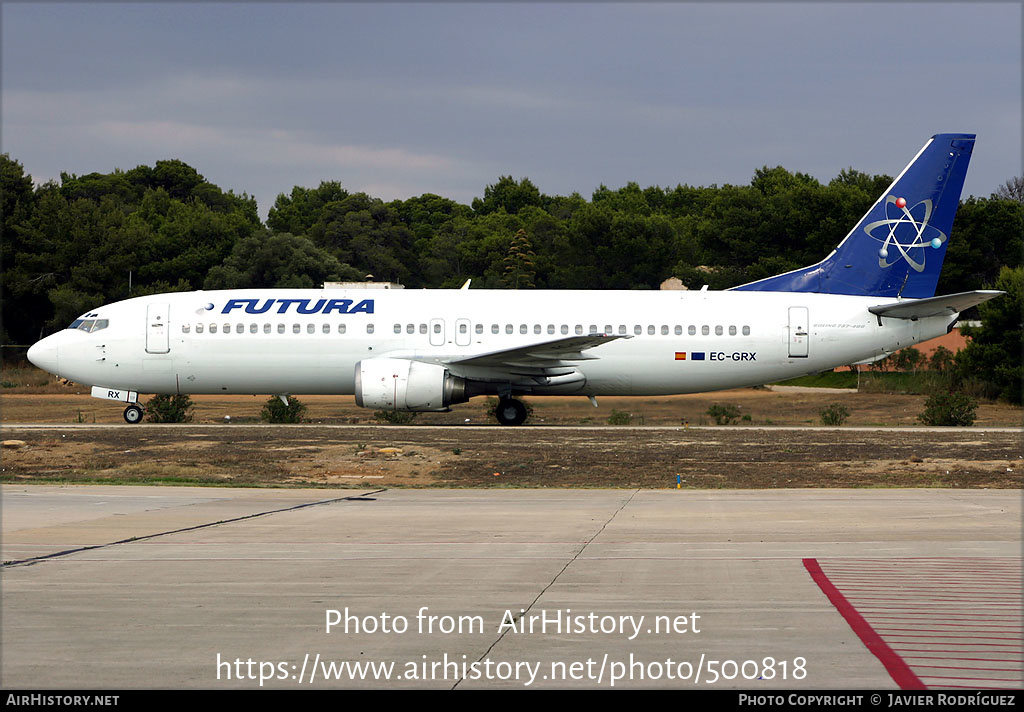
xmin=123 ymin=404 xmax=144 ymax=424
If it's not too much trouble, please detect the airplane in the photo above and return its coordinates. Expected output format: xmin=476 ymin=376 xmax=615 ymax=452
xmin=27 ymin=133 xmax=1002 ymax=426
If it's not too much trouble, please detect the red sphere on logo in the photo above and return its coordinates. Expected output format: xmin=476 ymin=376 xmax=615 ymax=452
xmin=895 ymin=197 xmax=907 ymax=208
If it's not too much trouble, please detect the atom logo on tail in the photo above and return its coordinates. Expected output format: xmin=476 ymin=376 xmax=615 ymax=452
xmin=863 ymin=196 xmax=947 ymax=273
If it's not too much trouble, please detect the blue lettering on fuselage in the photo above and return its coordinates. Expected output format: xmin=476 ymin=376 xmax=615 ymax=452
xmin=221 ymin=298 xmax=374 ymax=315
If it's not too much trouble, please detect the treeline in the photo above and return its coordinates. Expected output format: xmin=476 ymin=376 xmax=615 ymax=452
xmin=2 ymin=153 xmax=1021 ymax=353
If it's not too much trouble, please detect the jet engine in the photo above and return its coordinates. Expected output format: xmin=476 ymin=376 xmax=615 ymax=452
xmin=354 ymin=358 xmax=469 ymax=411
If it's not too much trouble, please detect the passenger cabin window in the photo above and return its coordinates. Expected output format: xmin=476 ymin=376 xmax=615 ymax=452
xmin=742 ymin=326 xmax=750 ymax=336
xmin=210 ymin=324 xmax=218 ymax=334
xmin=250 ymin=323 xmax=258 ymax=334
xmin=293 ymin=324 xmax=301 ymax=334
xmin=547 ymin=325 xmax=555 ymax=335
xmin=196 ymin=324 xmax=204 ymax=334
xmin=278 ymin=324 xmax=285 ymax=334
xmin=520 ymin=324 xmax=527 ymax=334
xmin=475 ymin=324 xmax=483 ymax=334
xmin=729 ymin=325 xmax=736 ymax=336
xmin=648 ymin=325 xmax=655 ymax=335
xmin=338 ymin=324 xmax=347 ymax=335
xmin=182 ymin=324 xmax=190 ymax=333
xmin=634 ymin=325 xmax=642 ymax=335
xmin=575 ymin=325 xmax=583 ymax=335
xmin=394 ymin=324 xmax=402 ymax=334
xmin=367 ymin=324 xmax=375 ymax=334
xmin=407 ymin=324 xmax=415 ymax=334
xmin=561 ymin=325 xmax=569 ymax=335
xmin=223 ymin=323 xmax=231 ymax=334
xmin=419 ymin=324 xmax=427 ymax=334
xmin=236 ymin=324 xmax=244 ymax=334
xmin=675 ymin=326 xmax=682 ymax=335
xmin=715 ymin=325 xmax=723 ymax=336
xmin=460 ymin=323 xmax=468 ymax=334
xmin=322 ymin=323 xmax=330 ymax=334
xmin=688 ymin=325 xmax=696 ymax=336
xmin=491 ymin=324 xmax=499 ymax=334
xmin=701 ymin=325 xmax=709 ymax=336
xmin=505 ymin=324 xmax=513 ymax=334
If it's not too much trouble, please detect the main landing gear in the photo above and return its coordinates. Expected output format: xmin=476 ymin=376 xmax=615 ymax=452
xmin=494 ymin=397 xmax=528 ymax=426
xmin=123 ymin=404 xmax=144 ymax=424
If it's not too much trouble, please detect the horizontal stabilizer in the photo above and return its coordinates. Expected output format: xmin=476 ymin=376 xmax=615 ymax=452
xmin=867 ymin=290 xmax=1003 ymax=320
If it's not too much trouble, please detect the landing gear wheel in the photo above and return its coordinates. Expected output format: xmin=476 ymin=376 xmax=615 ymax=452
xmin=123 ymin=404 xmax=144 ymax=424
xmin=495 ymin=397 xmax=528 ymax=426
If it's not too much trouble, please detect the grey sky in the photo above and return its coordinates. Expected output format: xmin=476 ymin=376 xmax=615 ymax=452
xmin=2 ymin=2 xmax=1020 ymax=218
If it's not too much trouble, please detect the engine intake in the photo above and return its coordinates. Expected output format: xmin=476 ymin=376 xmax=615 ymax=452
xmin=354 ymin=358 xmax=468 ymax=411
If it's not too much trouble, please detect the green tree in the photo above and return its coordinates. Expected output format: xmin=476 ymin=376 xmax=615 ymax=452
xmin=267 ymin=182 xmax=349 ymax=236
xmin=956 ymin=266 xmax=1022 ymax=404
xmin=502 ymin=229 xmax=537 ymax=289
xmin=993 ymin=176 xmax=1024 ymax=203
xmin=204 ymin=231 xmax=361 ymax=289
xmin=940 ymin=197 xmax=1023 ymax=296
xmin=472 ymin=176 xmax=542 ymax=215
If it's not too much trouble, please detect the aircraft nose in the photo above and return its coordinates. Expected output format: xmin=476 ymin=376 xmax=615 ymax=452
xmin=27 ymin=336 xmax=60 ymax=375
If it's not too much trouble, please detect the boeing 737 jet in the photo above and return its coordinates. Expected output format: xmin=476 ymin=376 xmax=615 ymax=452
xmin=27 ymin=134 xmax=1001 ymax=425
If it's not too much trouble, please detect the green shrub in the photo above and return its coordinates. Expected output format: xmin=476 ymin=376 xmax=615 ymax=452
xmin=261 ymin=395 xmax=307 ymax=423
xmin=929 ymin=346 xmax=955 ymax=373
xmin=607 ymin=409 xmax=632 ymax=425
xmin=917 ymin=392 xmax=978 ymax=426
xmin=819 ymin=403 xmax=850 ymax=426
xmin=706 ymin=404 xmax=740 ymax=425
xmin=374 ymin=410 xmax=418 ymax=425
xmin=144 ymin=394 xmax=194 ymax=423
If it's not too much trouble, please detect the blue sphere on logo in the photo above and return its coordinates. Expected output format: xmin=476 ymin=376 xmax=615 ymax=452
xmin=930 ymin=238 xmax=941 ymax=249
xmin=205 ymin=303 xmax=214 ymax=311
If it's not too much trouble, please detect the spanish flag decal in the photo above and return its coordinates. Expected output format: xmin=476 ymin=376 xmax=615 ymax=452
xmin=675 ymin=352 xmax=686 ymax=360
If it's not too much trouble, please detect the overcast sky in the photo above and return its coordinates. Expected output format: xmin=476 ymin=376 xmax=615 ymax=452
xmin=2 ymin=2 xmax=1020 ymax=218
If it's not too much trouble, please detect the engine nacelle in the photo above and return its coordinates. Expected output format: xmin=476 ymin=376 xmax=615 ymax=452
xmin=354 ymin=358 xmax=468 ymax=411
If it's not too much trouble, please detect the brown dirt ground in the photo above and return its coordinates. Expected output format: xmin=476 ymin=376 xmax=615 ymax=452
xmin=1 ymin=392 xmax=1020 ymax=489
xmin=3 ymin=365 xmax=1020 ymax=489
xmin=1 ymin=386 xmax=1021 ymax=427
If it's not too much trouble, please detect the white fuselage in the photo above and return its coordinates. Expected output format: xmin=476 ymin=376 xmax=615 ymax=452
xmin=29 ymin=288 xmax=951 ymax=400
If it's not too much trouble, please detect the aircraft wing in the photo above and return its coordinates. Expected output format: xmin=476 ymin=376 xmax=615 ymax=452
xmin=445 ymin=333 xmax=630 ymax=368
xmin=867 ymin=290 xmax=1003 ymax=320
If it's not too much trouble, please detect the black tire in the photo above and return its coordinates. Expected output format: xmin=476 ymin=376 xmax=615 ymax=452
xmin=495 ymin=397 xmax=528 ymax=426
xmin=123 ymin=404 xmax=144 ymax=424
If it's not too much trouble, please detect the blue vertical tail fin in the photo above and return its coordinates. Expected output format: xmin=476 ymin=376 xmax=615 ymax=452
xmin=733 ymin=133 xmax=975 ymax=298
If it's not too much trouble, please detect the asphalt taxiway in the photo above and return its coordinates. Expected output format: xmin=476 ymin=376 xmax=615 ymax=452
xmin=2 ymin=486 xmax=1021 ymax=689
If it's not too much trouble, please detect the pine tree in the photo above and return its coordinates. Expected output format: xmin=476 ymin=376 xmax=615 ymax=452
xmin=502 ymin=229 xmax=537 ymax=289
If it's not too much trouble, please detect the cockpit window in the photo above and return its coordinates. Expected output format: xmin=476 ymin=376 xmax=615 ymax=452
xmin=67 ymin=319 xmax=109 ymax=333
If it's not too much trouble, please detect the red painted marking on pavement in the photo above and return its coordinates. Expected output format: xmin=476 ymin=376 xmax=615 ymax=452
xmin=804 ymin=557 xmax=923 ymax=690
